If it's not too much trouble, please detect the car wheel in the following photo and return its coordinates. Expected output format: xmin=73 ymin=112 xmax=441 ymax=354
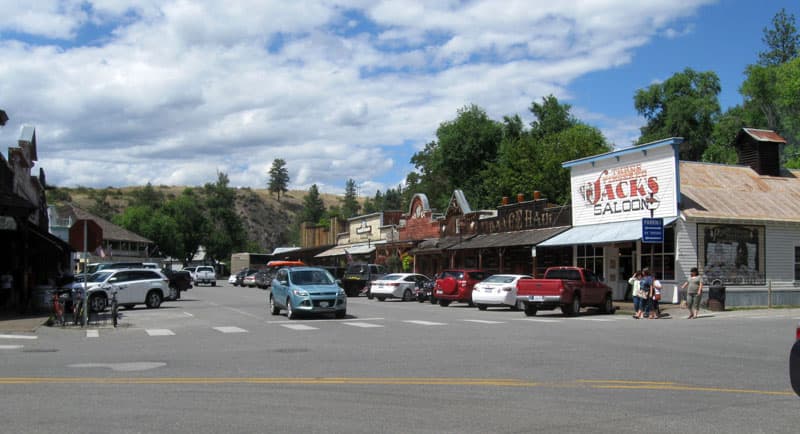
xmin=403 ymin=289 xmax=413 ymax=301
xmin=367 ymin=290 xmax=374 ymax=300
xmin=145 ymin=290 xmax=163 ymax=309
xmin=438 ymin=299 xmax=451 ymax=307
xmin=168 ymin=286 xmax=178 ymax=300
xmin=477 ymin=304 xmax=487 ymax=311
xmin=430 ymin=295 xmax=437 ymax=305
xmin=562 ymin=295 xmax=580 ymax=317
xmin=286 ymin=298 xmax=296 ymax=320
xmin=335 ymin=310 xmax=346 ymax=319
xmin=89 ymin=294 xmax=107 ymax=312
xmin=600 ymin=294 xmax=613 ymax=314
xmin=417 ymin=296 xmax=425 ymax=303
xmin=269 ymin=295 xmax=280 ymax=315
xmin=524 ymin=303 xmax=537 ymax=317
xmin=377 ymin=296 xmax=386 ymax=302
xmin=123 ymin=304 xmax=135 ymax=310
xmin=211 ymin=281 xmax=216 ymax=287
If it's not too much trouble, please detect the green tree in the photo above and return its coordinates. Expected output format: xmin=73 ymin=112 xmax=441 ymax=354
xmin=301 ymin=184 xmax=326 ymax=223
xmin=702 ymin=106 xmax=751 ymax=164
xmin=164 ymin=189 xmax=208 ymax=264
xmin=634 ymin=68 xmax=721 ymax=161
xmin=203 ymin=172 xmax=246 ymax=264
xmin=129 ymin=182 xmax=165 ymax=209
xmin=759 ymin=8 xmax=799 ymax=66
xmin=268 ymin=158 xmax=290 ymax=201
xmin=529 ymin=95 xmax=577 ymax=139
xmin=340 ymin=178 xmax=360 ymax=218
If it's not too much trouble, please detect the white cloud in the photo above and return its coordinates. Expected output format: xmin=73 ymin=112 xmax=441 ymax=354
xmin=0 ymin=0 xmax=716 ymax=194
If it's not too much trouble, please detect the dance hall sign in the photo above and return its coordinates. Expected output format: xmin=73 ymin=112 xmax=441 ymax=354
xmin=569 ymin=144 xmax=678 ymax=226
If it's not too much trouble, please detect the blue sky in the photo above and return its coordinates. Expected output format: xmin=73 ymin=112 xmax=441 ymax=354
xmin=0 ymin=1 xmax=798 ymax=197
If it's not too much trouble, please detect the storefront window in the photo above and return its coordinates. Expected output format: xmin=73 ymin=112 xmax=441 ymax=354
xmin=697 ymin=224 xmax=765 ymax=285
xmin=641 ymin=227 xmax=675 ymax=280
xmin=577 ymin=245 xmax=604 ymax=279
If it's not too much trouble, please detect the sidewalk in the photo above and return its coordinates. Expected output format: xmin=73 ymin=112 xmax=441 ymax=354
xmin=0 ymin=312 xmax=49 ymax=333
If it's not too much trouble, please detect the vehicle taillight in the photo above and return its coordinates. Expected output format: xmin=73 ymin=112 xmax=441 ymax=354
xmin=502 ymin=286 xmax=512 ymax=292
xmin=796 ymin=322 xmax=800 ymax=341
xmin=388 ymin=283 xmax=400 ymax=287
xmin=460 ymin=281 xmax=467 ymax=287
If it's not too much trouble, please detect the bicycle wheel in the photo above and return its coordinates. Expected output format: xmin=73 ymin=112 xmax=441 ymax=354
xmin=112 ymin=302 xmax=118 ymax=327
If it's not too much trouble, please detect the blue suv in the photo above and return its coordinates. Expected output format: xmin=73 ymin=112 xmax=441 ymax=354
xmin=269 ymin=267 xmax=347 ymax=319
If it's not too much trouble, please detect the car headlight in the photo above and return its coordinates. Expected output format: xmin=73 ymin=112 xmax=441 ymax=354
xmin=292 ymin=289 xmax=309 ymax=296
xmin=338 ymin=288 xmax=346 ymax=297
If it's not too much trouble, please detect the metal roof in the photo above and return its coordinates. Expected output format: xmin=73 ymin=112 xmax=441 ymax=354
xmin=58 ymin=203 xmax=153 ymax=243
xmin=680 ymin=161 xmax=800 ymax=222
xmin=448 ymin=226 xmax=570 ymax=250
xmin=539 ymin=218 xmax=677 ymax=247
xmin=738 ymin=128 xmax=787 ymax=144
xmin=562 ymin=137 xmax=683 ymax=168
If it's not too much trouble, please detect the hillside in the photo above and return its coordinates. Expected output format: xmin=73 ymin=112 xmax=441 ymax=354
xmin=51 ymin=185 xmax=348 ymax=253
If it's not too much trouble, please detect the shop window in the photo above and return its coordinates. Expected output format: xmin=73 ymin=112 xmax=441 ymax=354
xmin=641 ymin=227 xmax=676 ymax=280
xmin=577 ymin=245 xmax=604 ymax=279
xmin=697 ymin=224 xmax=765 ymax=285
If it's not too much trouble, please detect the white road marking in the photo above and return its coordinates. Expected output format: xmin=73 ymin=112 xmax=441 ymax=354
xmin=266 ymin=317 xmax=384 ymax=324
xmin=146 ymin=329 xmax=175 ymax=336
xmin=221 ymin=306 xmax=263 ymax=319
xmin=183 ymin=312 xmax=194 ymax=317
xmin=0 ymin=334 xmax=37 ymax=340
xmin=463 ymin=319 xmax=505 ymax=324
xmin=576 ymin=318 xmax=616 ymax=322
xmin=343 ymin=322 xmax=384 ymax=328
xmin=0 ymin=345 xmax=23 ymax=350
xmin=403 ymin=320 xmax=446 ymax=326
xmin=69 ymin=362 xmax=166 ymax=371
xmin=280 ymin=324 xmax=318 ymax=331
xmin=213 ymin=326 xmax=248 ymax=333
xmin=86 ymin=330 xmax=99 ymax=338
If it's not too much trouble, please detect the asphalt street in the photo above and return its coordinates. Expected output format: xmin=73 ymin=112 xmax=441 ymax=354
xmin=1 ymin=281 xmax=798 ymax=433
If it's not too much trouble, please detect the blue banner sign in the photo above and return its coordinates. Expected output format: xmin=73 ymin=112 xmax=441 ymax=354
xmin=642 ymin=217 xmax=664 ymax=243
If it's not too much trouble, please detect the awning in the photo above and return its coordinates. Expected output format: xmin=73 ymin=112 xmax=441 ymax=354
xmin=408 ymin=236 xmax=465 ymax=255
xmin=314 ymin=242 xmax=381 ymax=258
xmin=538 ymin=217 xmax=677 ymax=247
xmin=448 ymin=226 xmax=570 ymax=250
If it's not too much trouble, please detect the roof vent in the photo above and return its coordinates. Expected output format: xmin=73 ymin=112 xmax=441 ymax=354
xmin=734 ymin=128 xmax=786 ymax=177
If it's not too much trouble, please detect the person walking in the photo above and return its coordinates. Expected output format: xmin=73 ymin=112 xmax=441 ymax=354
xmin=629 ymin=271 xmax=642 ymax=319
xmin=650 ymin=276 xmax=662 ymax=319
xmin=680 ymin=267 xmax=704 ymax=319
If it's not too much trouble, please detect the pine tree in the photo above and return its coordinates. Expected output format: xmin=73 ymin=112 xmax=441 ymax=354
xmin=268 ymin=158 xmax=290 ymax=201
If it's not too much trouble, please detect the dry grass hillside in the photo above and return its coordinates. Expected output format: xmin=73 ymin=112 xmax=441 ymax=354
xmin=53 ymin=185 xmax=348 ymax=253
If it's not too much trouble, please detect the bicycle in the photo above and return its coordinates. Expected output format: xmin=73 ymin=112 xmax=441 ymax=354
xmin=72 ymin=287 xmax=86 ymax=327
xmin=109 ymin=285 xmax=119 ymax=328
xmin=50 ymin=289 xmax=66 ymax=327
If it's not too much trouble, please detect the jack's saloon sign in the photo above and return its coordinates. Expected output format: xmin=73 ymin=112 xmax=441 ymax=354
xmin=570 ymin=145 xmax=678 ymax=226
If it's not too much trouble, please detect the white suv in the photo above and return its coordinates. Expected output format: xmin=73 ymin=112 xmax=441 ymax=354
xmin=78 ymin=269 xmax=170 ymax=311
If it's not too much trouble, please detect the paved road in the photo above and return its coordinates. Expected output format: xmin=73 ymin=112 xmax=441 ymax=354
xmin=1 ymin=281 xmax=798 ymax=433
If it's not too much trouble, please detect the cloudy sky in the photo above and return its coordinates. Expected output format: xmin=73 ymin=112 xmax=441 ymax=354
xmin=0 ymin=1 xmax=797 ymax=196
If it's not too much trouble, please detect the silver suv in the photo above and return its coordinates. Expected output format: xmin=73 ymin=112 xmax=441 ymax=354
xmin=78 ymin=269 xmax=170 ymax=311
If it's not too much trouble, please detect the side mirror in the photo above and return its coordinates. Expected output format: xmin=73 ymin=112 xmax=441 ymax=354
xmin=336 ymin=279 xmax=343 ymax=287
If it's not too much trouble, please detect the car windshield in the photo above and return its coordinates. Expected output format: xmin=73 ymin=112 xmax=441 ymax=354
xmin=87 ymin=271 xmax=113 ymax=283
xmin=483 ymin=275 xmax=518 ymax=284
xmin=440 ymin=271 xmax=464 ymax=279
xmin=290 ymin=270 xmax=335 ymax=285
xmin=380 ymin=274 xmax=405 ymax=281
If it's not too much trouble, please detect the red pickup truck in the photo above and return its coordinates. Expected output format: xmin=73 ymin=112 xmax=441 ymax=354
xmin=516 ymin=266 xmax=614 ymax=316
xmin=434 ymin=269 xmax=491 ymax=306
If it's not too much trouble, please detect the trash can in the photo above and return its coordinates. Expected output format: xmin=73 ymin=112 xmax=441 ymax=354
xmin=707 ymin=280 xmax=725 ymax=311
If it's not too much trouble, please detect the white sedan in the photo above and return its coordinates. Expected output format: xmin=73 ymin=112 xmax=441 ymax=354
xmin=472 ymin=274 xmax=532 ymax=310
xmin=370 ymin=273 xmax=431 ymax=301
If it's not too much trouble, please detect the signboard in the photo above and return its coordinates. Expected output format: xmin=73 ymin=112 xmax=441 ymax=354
xmin=570 ymin=144 xmax=678 ymax=226
xmin=69 ymin=219 xmax=103 ymax=252
xmin=642 ymin=218 xmax=664 ymax=243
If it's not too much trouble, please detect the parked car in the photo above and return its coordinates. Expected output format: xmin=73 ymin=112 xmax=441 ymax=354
xmin=194 ymin=265 xmax=217 ymax=286
xmin=516 ymin=266 xmax=613 ymax=316
xmin=227 ymin=274 xmax=237 ymax=284
xmin=791 ymin=321 xmax=800 ymax=397
xmin=370 ymin=273 xmax=431 ymax=301
xmin=268 ymin=266 xmax=347 ymax=319
xmin=73 ymin=268 xmax=170 ymax=311
xmin=472 ymin=274 xmax=533 ymax=310
xmin=233 ymin=268 xmax=255 ymax=286
xmin=341 ymin=263 xmax=388 ymax=298
xmin=434 ymin=269 xmax=492 ymax=306
xmin=415 ymin=276 xmax=438 ymax=304
xmin=160 ymin=268 xmax=193 ymax=300
xmin=182 ymin=266 xmax=197 ymax=282
xmin=243 ymin=270 xmax=258 ymax=287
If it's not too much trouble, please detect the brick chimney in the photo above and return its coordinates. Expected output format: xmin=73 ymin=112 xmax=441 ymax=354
xmin=734 ymin=128 xmax=786 ymax=177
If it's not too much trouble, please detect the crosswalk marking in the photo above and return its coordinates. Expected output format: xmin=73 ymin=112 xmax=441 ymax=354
xmin=0 ymin=334 xmax=37 ymax=340
xmin=576 ymin=318 xmax=616 ymax=322
xmin=86 ymin=330 xmax=99 ymax=338
xmin=512 ymin=318 xmax=561 ymax=323
xmin=145 ymin=329 xmax=175 ymax=336
xmin=463 ymin=319 xmax=505 ymax=324
xmin=344 ymin=322 xmax=384 ymax=328
xmin=280 ymin=324 xmax=318 ymax=331
xmin=0 ymin=345 xmax=24 ymax=350
xmin=213 ymin=326 xmax=248 ymax=333
xmin=403 ymin=320 xmax=446 ymax=326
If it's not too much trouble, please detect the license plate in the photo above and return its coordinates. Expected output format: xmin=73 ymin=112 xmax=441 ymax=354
xmin=319 ymin=301 xmax=329 ymax=308
xmin=485 ymin=288 xmax=494 ymax=293
xmin=530 ymin=296 xmax=544 ymax=302
xmin=436 ymin=290 xmax=443 ymax=295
